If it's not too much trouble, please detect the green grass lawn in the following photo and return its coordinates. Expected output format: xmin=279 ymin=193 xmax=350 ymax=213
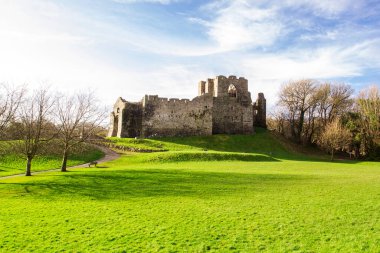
xmin=0 ymin=141 xmax=104 ymax=176
xmin=0 ymin=130 xmax=379 ymax=252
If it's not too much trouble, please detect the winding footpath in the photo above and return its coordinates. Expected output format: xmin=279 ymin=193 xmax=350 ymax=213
xmin=0 ymin=145 xmax=120 ymax=180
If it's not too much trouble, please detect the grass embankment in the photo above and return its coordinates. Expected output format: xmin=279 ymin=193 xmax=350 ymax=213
xmin=108 ymin=128 xmax=307 ymax=162
xmin=0 ymin=141 xmax=104 ymax=176
xmin=0 ymin=129 xmax=379 ymax=252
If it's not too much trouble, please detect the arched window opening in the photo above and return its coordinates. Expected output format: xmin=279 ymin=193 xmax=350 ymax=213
xmin=228 ymin=84 xmax=237 ymax=97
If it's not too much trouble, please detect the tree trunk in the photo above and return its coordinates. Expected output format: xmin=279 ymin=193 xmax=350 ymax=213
xmin=25 ymin=156 xmax=32 ymax=176
xmin=297 ymin=111 xmax=305 ymax=143
xmin=354 ymin=146 xmax=359 ymax=159
xmin=330 ymin=149 xmax=334 ymax=161
xmin=61 ymin=148 xmax=69 ymax=172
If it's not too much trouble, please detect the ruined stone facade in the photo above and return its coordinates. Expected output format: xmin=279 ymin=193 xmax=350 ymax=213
xmin=108 ymin=75 xmax=266 ymax=138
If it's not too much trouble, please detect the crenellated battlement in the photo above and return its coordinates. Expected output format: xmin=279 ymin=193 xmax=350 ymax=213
xmin=198 ymin=75 xmax=248 ymax=97
xmin=143 ymin=94 xmax=193 ymax=107
xmin=213 ymin=75 xmax=246 ymax=80
xmin=108 ymin=75 xmax=266 ymax=138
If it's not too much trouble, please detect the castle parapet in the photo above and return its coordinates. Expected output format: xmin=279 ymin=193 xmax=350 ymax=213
xmin=198 ymin=81 xmax=206 ymax=96
xmin=206 ymin=79 xmax=214 ymax=95
xmin=142 ymin=95 xmax=195 ymax=107
xmin=109 ymin=74 xmax=266 ymax=138
xmin=143 ymin=94 xmax=159 ymax=106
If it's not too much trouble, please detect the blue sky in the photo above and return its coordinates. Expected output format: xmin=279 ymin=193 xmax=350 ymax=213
xmin=1 ymin=0 xmax=379 ymax=108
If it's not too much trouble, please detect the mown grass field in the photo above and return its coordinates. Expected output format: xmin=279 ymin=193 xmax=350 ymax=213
xmin=0 ymin=129 xmax=379 ymax=252
xmin=0 ymin=141 xmax=104 ymax=176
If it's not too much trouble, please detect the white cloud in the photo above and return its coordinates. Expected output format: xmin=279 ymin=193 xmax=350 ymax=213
xmin=283 ymin=0 xmax=362 ymax=17
xmin=243 ymin=49 xmax=361 ymax=81
xmin=111 ymin=0 xmax=179 ymax=4
xmin=190 ymin=0 xmax=364 ymax=53
xmin=240 ymin=40 xmax=380 ymax=106
xmin=0 ymin=0 xmax=209 ymax=105
xmin=192 ymin=1 xmax=283 ymax=51
xmin=0 ymin=0 xmax=379 ymax=112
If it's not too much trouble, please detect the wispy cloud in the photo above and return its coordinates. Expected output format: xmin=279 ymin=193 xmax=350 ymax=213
xmin=283 ymin=0 xmax=360 ymax=16
xmin=240 ymin=39 xmax=380 ymax=106
xmin=0 ymin=0 xmax=379 ymax=109
xmin=191 ymin=1 xmax=283 ymax=52
xmin=111 ymin=0 xmax=180 ymax=4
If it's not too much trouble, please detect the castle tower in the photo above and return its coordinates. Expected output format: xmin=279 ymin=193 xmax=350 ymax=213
xmin=108 ymin=75 xmax=266 ymax=138
xmin=254 ymin=93 xmax=267 ymax=128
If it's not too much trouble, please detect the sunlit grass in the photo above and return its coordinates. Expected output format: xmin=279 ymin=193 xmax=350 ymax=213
xmin=0 ymin=130 xmax=379 ymax=252
xmin=0 ymin=142 xmax=104 ymax=176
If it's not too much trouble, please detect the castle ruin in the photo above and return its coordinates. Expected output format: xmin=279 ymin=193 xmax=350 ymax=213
xmin=108 ymin=75 xmax=266 ymax=138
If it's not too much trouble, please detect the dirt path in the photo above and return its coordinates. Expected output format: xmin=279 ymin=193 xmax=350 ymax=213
xmin=0 ymin=145 xmax=120 ymax=180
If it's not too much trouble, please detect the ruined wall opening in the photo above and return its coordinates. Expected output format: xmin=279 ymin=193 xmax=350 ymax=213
xmin=113 ymin=115 xmax=119 ymax=136
xmin=228 ymin=84 xmax=237 ymax=98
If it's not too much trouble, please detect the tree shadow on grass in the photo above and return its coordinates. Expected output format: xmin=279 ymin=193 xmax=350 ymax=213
xmin=2 ymin=169 xmax=317 ymax=200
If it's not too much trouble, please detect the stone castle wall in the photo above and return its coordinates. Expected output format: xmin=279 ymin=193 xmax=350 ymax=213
xmin=107 ymin=75 xmax=266 ymax=138
xmin=140 ymin=94 xmax=213 ymax=137
xmin=253 ymin=93 xmax=267 ymax=128
xmin=121 ymin=102 xmax=143 ymax=137
xmin=209 ymin=75 xmax=254 ymax=134
xmin=212 ymin=97 xmax=253 ymax=134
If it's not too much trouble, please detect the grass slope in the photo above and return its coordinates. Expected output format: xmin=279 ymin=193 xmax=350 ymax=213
xmin=0 ymin=130 xmax=379 ymax=252
xmin=0 ymin=142 xmax=104 ymax=176
xmin=108 ymin=128 xmax=302 ymax=159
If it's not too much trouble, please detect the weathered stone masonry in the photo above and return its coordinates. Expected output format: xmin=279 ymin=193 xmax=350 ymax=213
xmin=108 ymin=75 xmax=266 ymax=138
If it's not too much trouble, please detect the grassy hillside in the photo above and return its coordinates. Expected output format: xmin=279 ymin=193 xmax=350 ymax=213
xmin=0 ymin=141 xmax=104 ymax=176
xmin=108 ymin=128 xmax=313 ymax=161
xmin=1 ymin=129 xmax=379 ymax=252
xmin=108 ymin=128 xmax=284 ymax=152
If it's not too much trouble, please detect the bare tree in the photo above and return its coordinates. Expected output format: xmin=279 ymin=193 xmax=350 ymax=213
xmin=305 ymin=83 xmax=354 ymax=144
xmin=341 ymin=111 xmax=362 ymax=158
xmin=303 ymin=89 xmax=320 ymax=144
xmin=17 ymin=88 xmax=56 ymax=176
xmin=278 ymin=79 xmax=317 ymax=143
xmin=356 ymin=85 xmax=380 ymax=157
xmin=316 ymin=83 xmax=354 ymax=126
xmin=55 ymin=91 xmax=107 ymax=172
xmin=273 ymin=79 xmax=378 ymax=159
xmin=329 ymin=83 xmax=354 ymax=118
xmin=0 ymin=83 xmax=25 ymax=139
xmin=276 ymin=80 xmax=353 ymax=146
xmin=319 ymin=119 xmax=351 ymax=161
xmin=268 ymin=108 xmax=287 ymax=135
